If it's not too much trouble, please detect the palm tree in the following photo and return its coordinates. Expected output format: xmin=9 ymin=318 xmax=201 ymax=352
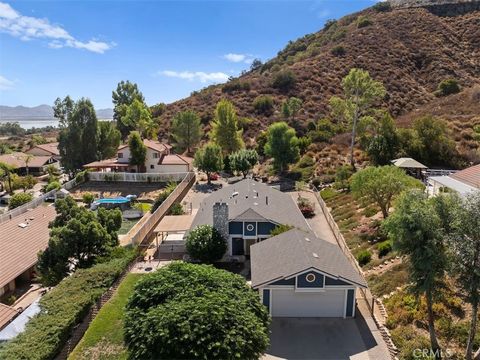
xmin=0 ymin=162 xmax=15 ymax=194
xmin=23 ymin=154 xmax=33 ymax=176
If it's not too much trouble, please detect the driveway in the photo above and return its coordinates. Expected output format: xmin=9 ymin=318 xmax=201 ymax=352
xmin=264 ymin=313 xmax=390 ymax=360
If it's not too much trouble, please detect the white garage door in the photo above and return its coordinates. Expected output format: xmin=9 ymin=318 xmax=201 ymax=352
xmin=271 ymin=289 xmax=345 ymax=317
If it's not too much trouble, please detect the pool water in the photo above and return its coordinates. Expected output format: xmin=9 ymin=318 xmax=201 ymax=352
xmin=96 ymin=197 xmax=130 ymax=204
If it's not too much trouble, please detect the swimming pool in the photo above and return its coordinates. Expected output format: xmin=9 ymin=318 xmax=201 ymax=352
xmin=96 ymin=197 xmax=130 ymax=204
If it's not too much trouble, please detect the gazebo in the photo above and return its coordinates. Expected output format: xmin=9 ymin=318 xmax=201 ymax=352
xmin=392 ymin=157 xmax=428 ymax=179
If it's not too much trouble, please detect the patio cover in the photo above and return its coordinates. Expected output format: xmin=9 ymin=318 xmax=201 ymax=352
xmin=392 ymin=158 xmax=427 ymax=169
xmin=154 ymin=212 xmax=196 ymax=233
xmin=429 ymin=176 xmax=477 ymax=197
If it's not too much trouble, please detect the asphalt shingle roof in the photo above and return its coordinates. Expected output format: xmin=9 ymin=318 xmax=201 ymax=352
xmin=392 ymin=157 xmax=427 ymax=169
xmin=450 ymin=164 xmax=480 ymax=189
xmin=251 ymin=228 xmax=367 ymax=288
xmin=190 ymin=179 xmax=309 ymax=230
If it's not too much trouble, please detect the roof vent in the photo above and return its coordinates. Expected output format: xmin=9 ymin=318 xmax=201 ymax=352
xmin=305 ymin=237 xmax=310 ymax=242
xmin=253 ymin=202 xmax=258 ymax=206
xmin=232 ymin=192 xmax=239 ymax=197
xmin=18 ymin=223 xmax=28 ymax=228
xmin=312 ymin=253 xmax=319 ymax=258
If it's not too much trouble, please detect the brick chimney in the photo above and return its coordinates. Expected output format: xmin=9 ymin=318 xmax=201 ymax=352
xmin=213 ymin=202 xmax=229 ymax=242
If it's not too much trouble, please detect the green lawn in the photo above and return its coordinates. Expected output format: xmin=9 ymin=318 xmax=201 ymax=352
xmin=68 ymin=273 xmax=143 ymax=360
xmin=117 ymin=218 xmax=138 ymax=235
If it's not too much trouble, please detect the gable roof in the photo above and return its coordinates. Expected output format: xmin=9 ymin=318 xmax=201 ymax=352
xmin=158 ymin=154 xmax=193 ymax=165
xmin=27 ymin=142 xmax=59 ymax=156
xmin=392 ymin=157 xmax=427 ymax=169
xmin=251 ymin=228 xmax=367 ymax=288
xmin=450 ymin=164 xmax=480 ymax=189
xmin=190 ymin=179 xmax=308 ymax=230
xmin=0 ymin=205 xmax=57 ymax=289
xmin=118 ymin=139 xmax=172 ymax=153
xmin=0 ymin=153 xmax=56 ymax=169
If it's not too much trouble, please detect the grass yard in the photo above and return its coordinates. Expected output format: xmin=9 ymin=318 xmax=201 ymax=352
xmin=117 ymin=218 xmax=138 ymax=235
xmin=68 ymin=273 xmax=144 ymax=360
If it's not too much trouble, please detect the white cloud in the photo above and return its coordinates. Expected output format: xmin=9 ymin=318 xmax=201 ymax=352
xmin=0 ymin=2 xmax=114 ymax=53
xmin=158 ymin=70 xmax=229 ymax=83
xmin=223 ymin=53 xmax=255 ymax=64
xmin=0 ymin=75 xmax=15 ymax=90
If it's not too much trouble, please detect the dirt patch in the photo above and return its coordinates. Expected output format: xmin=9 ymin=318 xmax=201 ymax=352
xmin=69 ymin=182 xmax=167 ymax=201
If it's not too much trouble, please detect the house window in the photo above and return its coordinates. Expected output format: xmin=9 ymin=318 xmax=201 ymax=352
xmin=306 ymin=273 xmax=316 ymax=283
xmin=153 ymin=152 xmax=159 ymax=159
xmin=118 ymin=153 xmax=123 ymax=158
xmin=150 ymin=165 xmax=155 ymax=169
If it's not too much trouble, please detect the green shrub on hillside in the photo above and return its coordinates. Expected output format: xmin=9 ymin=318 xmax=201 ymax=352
xmin=373 ymin=1 xmax=391 ymax=12
xmin=272 ymin=71 xmax=296 ymax=93
xmin=357 ymin=16 xmax=372 ymax=28
xmin=331 ymin=45 xmax=346 ymax=56
xmin=0 ymin=251 xmax=137 ymax=360
xmin=357 ymin=250 xmax=372 ymax=266
xmin=222 ymin=80 xmax=250 ymax=93
xmin=435 ymin=79 xmax=461 ymax=97
xmin=253 ymin=95 xmax=275 ymax=115
xmin=377 ymin=240 xmax=393 ymax=257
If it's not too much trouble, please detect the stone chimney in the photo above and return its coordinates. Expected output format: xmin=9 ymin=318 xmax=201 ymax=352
xmin=213 ymin=202 xmax=229 ymax=242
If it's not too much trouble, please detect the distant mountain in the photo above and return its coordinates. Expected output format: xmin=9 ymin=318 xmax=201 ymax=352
xmin=0 ymin=105 xmax=113 ymax=120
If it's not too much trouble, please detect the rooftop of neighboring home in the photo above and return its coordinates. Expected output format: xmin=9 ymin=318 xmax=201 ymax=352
xmin=0 ymin=303 xmax=19 ymax=331
xmin=392 ymin=157 xmax=428 ymax=169
xmin=0 ymin=205 xmax=57 ymax=289
xmin=190 ymin=179 xmax=309 ymax=231
xmin=26 ymin=142 xmax=60 ymax=157
xmin=118 ymin=139 xmax=172 ymax=154
xmin=450 ymin=163 xmax=480 ymax=189
xmin=0 ymin=152 xmax=57 ymax=169
xmin=429 ymin=163 xmax=480 ymax=196
xmin=251 ymin=228 xmax=367 ymax=289
xmin=83 ymin=153 xmax=193 ymax=169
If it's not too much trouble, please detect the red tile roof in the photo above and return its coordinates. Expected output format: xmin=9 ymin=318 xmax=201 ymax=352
xmin=159 ymin=154 xmax=193 ymax=165
xmin=450 ymin=164 xmax=480 ymax=189
xmin=0 ymin=205 xmax=57 ymax=289
xmin=0 ymin=303 xmax=19 ymax=330
xmin=0 ymin=153 xmax=56 ymax=169
xmin=118 ymin=140 xmax=171 ymax=153
xmin=28 ymin=142 xmax=60 ymax=156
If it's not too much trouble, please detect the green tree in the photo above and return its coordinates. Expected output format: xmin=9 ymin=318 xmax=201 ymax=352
xmin=448 ymin=192 xmax=480 ymax=360
xmin=186 ymin=225 xmax=227 ymax=263
xmin=128 ymin=131 xmax=147 ymax=172
xmin=82 ymin=192 xmax=95 ymax=206
xmin=18 ymin=175 xmax=37 ymax=192
xmin=383 ymin=190 xmax=450 ymax=357
xmin=0 ymin=162 xmax=15 ymax=194
xmin=329 ymin=68 xmax=386 ymax=168
xmin=435 ymin=79 xmax=461 ymax=97
xmin=363 ymin=112 xmax=400 ymax=165
xmin=350 ymin=165 xmax=422 ymax=218
xmin=112 ymin=81 xmax=145 ymax=140
xmin=264 ymin=122 xmax=300 ymax=172
xmin=124 ymin=262 xmax=270 ymax=360
xmin=194 ymin=143 xmax=223 ymax=184
xmin=97 ymin=121 xmax=121 ymax=160
xmin=37 ymin=198 xmax=121 ymax=285
xmin=210 ymin=99 xmax=244 ymax=154
xmin=282 ymin=97 xmax=303 ymax=123
xmin=334 ymin=165 xmax=353 ymax=191
xmin=253 ymin=96 xmax=274 ymax=116
xmin=121 ymin=99 xmax=156 ymax=139
xmin=53 ymin=95 xmax=75 ymax=128
xmin=8 ymin=192 xmax=33 ymax=209
xmin=57 ymin=97 xmax=98 ymax=171
xmin=171 ymin=110 xmax=202 ymax=154
xmin=229 ymin=149 xmax=259 ymax=178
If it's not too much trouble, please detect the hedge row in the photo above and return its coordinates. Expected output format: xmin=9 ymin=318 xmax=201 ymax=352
xmin=0 ymin=249 xmax=137 ymax=360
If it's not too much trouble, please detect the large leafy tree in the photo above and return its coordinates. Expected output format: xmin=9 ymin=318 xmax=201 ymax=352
xmin=171 ymin=110 xmax=202 ymax=154
xmin=128 ymin=131 xmax=147 ymax=172
xmin=448 ymin=192 xmax=480 ymax=360
xmin=97 ymin=121 xmax=121 ymax=160
xmin=210 ymin=99 xmax=244 ymax=154
xmin=112 ymin=80 xmax=145 ymax=140
xmin=186 ymin=225 xmax=227 ymax=263
xmin=37 ymin=197 xmax=122 ymax=285
xmin=194 ymin=143 xmax=223 ymax=184
xmin=122 ymin=99 xmax=157 ymax=140
xmin=330 ymin=68 xmax=386 ymax=168
xmin=53 ymin=95 xmax=75 ymax=128
xmin=229 ymin=149 xmax=258 ymax=178
xmin=383 ymin=190 xmax=451 ymax=358
xmin=0 ymin=162 xmax=15 ymax=194
xmin=350 ymin=165 xmax=422 ymax=218
xmin=56 ymin=97 xmax=98 ymax=171
xmin=362 ymin=112 xmax=400 ymax=165
xmin=264 ymin=121 xmax=299 ymax=173
xmin=124 ymin=262 xmax=270 ymax=360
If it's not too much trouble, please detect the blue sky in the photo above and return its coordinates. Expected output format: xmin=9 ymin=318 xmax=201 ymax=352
xmin=0 ymin=0 xmax=376 ymax=109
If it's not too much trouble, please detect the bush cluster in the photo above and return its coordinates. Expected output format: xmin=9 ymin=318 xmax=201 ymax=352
xmin=151 ymin=181 xmax=177 ymax=213
xmin=357 ymin=250 xmax=372 ymax=266
xmin=186 ymin=224 xmax=227 ymax=263
xmin=331 ymin=45 xmax=346 ymax=57
xmin=222 ymin=80 xmax=250 ymax=93
xmin=272 ymin=71 xmax=296 ymax=93
xmin=0 ymin=251 xmax=137 ymax=360
xmin=8 ymin=192 xmax=33 ymax=209
xmin=435 ymin=79 xmax=461 ymax=97
xmin=253 ymin=95 xmax=275 ymax=115
xmin=377 ymin=240 xmax=393 ymax=257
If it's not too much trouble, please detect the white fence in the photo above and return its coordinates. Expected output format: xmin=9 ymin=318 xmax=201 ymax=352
xmin=88 ymin=172 xmax=189 ymax=183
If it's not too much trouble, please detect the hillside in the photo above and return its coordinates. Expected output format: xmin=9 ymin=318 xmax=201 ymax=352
xmin=159 ymin=3 xmax=480 ymax=144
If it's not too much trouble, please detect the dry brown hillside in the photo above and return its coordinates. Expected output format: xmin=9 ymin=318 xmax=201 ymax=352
xmin=158 ymin=4 xmax=480 ymax=143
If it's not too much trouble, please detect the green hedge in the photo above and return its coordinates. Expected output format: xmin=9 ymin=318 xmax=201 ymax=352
xmin=0 ymin=250 xmax=137 ymax=360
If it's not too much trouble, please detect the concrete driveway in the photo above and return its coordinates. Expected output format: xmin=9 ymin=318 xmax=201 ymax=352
xmin=264 ymin=313 xmax=390 ymax=360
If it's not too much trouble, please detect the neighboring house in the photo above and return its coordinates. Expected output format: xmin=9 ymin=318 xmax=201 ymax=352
xmin=83 ymin=139 xmax=192 ymax=173
xmin=392 ymin=157 xmax=427 ymax=179
xmin=251 ymin=228 xmax=367 ymax=318
xmin=0 ymin=205 xmax=57 ymax=301
xmin=190 ymin=180 xmax=308 ymax=259
xmin=0 ymin=303 xmax=19 ymax=332
xmin=189 ymin=179 xmax=367 ymax=318
xmin=429 ymin=163 xmax=480 ymax=197
xmin=0 ymin=152 xmax=59 ymax=176
xmin=25 ymin=142 xmax=61 ymax=162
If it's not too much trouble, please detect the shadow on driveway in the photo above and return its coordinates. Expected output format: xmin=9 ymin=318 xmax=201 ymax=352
xmin=264 ymin=311 xmax=380 ymax=360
